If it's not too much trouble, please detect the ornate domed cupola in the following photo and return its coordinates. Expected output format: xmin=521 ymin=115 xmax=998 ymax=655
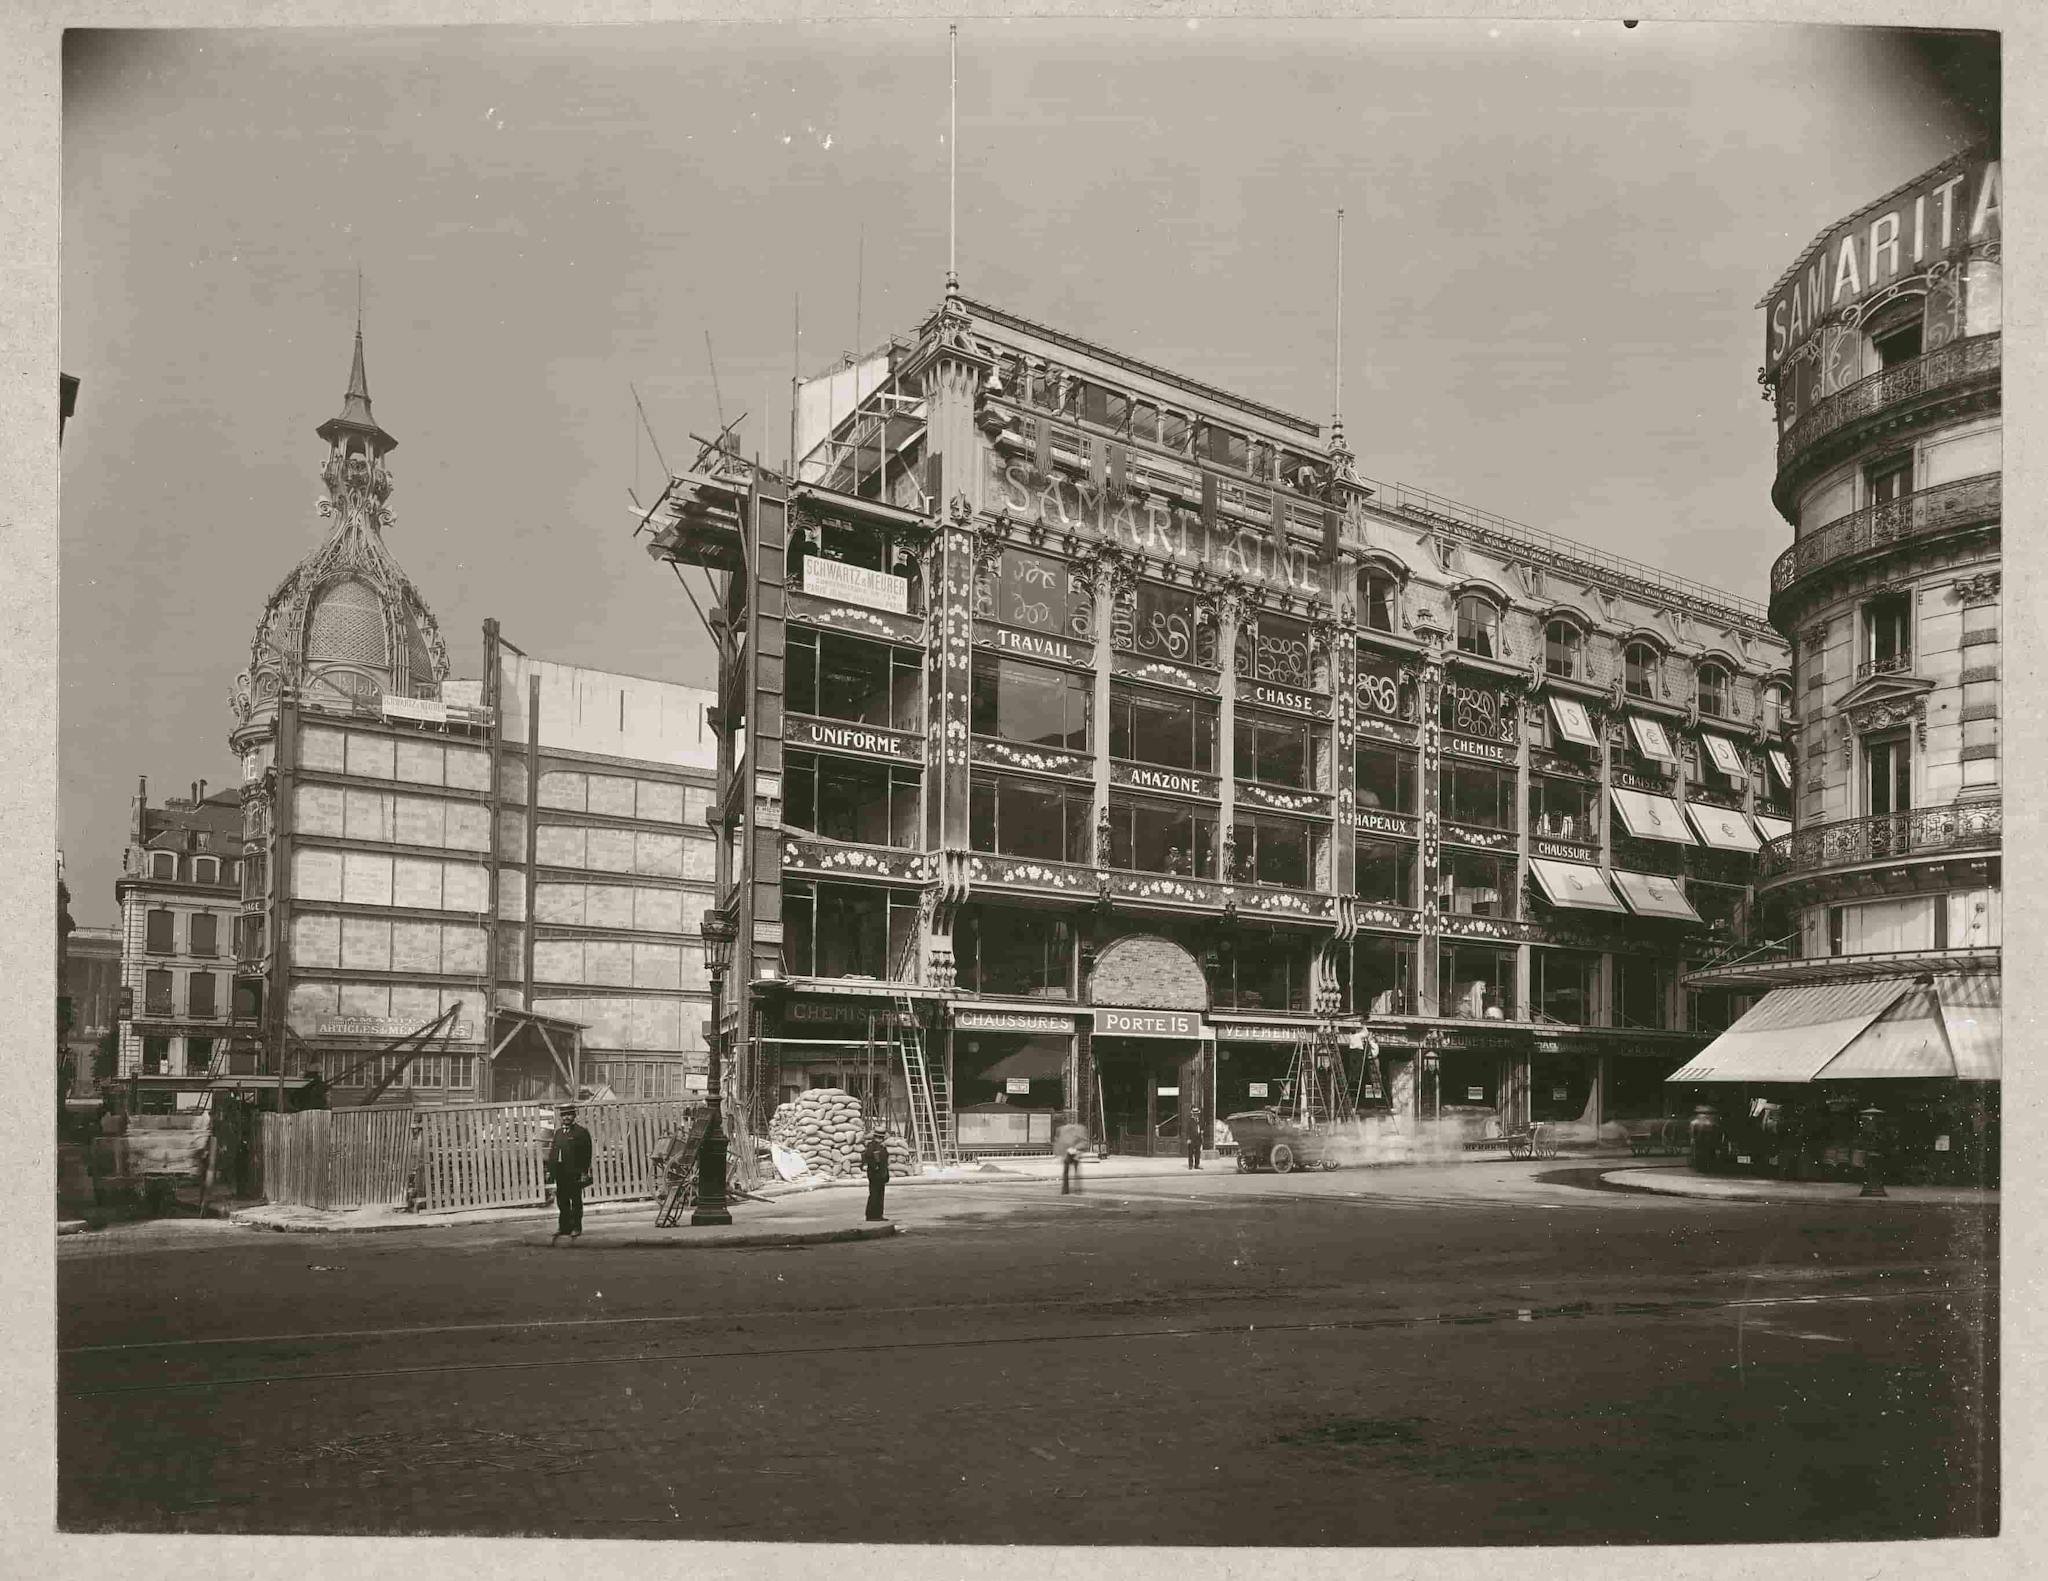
xmin=230 ymin=316 xmax=448 ymax=725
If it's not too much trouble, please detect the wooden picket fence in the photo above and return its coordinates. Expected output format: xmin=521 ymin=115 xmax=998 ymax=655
xmin=261 ymin=1099 xmax=701 ymax=1214
xmin=260 ymin=1108 xmax=414 ymax=1210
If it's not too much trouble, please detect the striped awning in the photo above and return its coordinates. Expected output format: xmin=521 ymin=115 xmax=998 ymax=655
xmin=1668 ymin=978 xmax=1913 ymax=1084
xmin=1611 ymin=870 xmax=1702 ymax=922
xmin=1611 ymin=788 xmax=1697 ymax=844
xmin=1937 ymin=973 xmax=2001 ymax=1081
xmin=1815 ymin=984 xmax=1952 ymax=1079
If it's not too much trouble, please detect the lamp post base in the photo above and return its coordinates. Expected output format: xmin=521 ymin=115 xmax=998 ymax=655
xmin=690 ymin=1131 xmax=733 ymax=1226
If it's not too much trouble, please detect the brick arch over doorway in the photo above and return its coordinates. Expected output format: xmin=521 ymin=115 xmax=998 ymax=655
xmin=1087 ymin=934 xmax=1210 ymax=1010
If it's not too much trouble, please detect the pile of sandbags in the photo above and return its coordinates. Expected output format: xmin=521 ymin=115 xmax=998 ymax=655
xmin=767 ymin=1088 xmax=913 ymax=1178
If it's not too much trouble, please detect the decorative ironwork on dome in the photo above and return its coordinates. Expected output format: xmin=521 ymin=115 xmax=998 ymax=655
xmin=229 ymin=321 xmax=448 ymax=727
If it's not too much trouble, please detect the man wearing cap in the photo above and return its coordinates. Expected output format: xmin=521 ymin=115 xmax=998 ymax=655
xmin=548 ymin=1104 xmax=594 ymax=1244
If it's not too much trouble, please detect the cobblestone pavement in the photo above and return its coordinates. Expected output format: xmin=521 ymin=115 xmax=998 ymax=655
xmin=57 ymin=1167 xmax=1996 ymax=1544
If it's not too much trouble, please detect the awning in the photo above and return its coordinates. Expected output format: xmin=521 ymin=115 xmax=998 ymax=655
xmin=1667 ymin=978 xmax=1913 ymax=1083
xmin=1547 ymin=695 xmax=1600 ymax=748
xmin=1610 ymin=787 xmax=1697 ymax=844
xmin=1611 ymin=870 xmax=1702 ymax=922
xmin=1937 ymin=973 xmax=2001 ymax=1081
xmin=1528 ymin=858 xmax=1628 ymax=914
xmin=977 ymin=1042 xmax=1069 ymax=1082
xmin=1627 ymin=714 xmax=1677 ymax=762
xmin=1703 ymin=734 xmax=1747 ymax=779
xmin=1814 ymin=984 xmax=1953 ymax=1080
xmin=1768 ymin=747 xmax=1793 ymax=788
xmin=1753 ymin=813 xmax=1792 ymax=844
xmin=1685 ymin=801 xmax=1762 ymax=852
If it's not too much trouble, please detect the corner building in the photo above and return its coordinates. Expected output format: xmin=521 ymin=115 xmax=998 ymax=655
xmin=1674 ymin=150 xmax=2001 ymax=1171
xmin=660 ymin=295 xmax=1792 ymax=1152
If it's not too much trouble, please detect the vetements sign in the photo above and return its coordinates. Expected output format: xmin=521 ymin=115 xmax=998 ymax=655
xmin=1095 ymin=1009 xmax=1202 ymax=1039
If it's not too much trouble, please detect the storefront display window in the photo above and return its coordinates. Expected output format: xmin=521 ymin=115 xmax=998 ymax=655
xmin=787 ymin=629 xmax=921 ymax=731
xmin=1109 ymin=683 xmax=1217 ymax=772
xmin=1106 ymin=794 xmax=1216 ymax=875
xmin=1439 ymin=847 xmax=1516 ymax=918
xmin=1612 ymin=956 xmax=1674 ymax=1030
xmin=1439 ymin=943 xmax=1515 ymax=1019
xmin=955 ymin=904 xmax=1075 ymax=998
xmin=785 ymin=753 xmax=920 ymax=848
xmin=1442 ymin=761 xmax=1515 ymax=829
xmin=1114 ymin=580 xmax=1217 ymax=668
xmin=1349 ymin=939 xmax=1413 ymax=1017
xmin=1434 ymin=1050 xmax=1499 ymax=1109
xmin=1354 ymin=837 xmax=1416 ymax=906
xmin=975 ymin=546 xmax=1092 ymax=641
xmin=1529 ymin=775 xmax=1599 ymax=843
xmin=1230 ymin=813 xmax=1314 ymax=889
xmin=971 ymin=654 xmax=1092 ymax=752
xmin=969 ymin=775 xmax=1092 ymax=865
xmin=782 ymin=881 xmax=919 ymax=982
xmin=1355 ymin=744 xmax=1416 ymax=813
xmin=1234 ymin=711 xmax=1312 ymax=788
xmin=1530 ymin=1053 xmax=1594 ymax=1122
xmin=954 ymin=1033 xmax=1068 ymax=1114
xmin=1531 ymin=949 xmax=1599 ymax=1025
xmin=1215 ymin=931 xmax=1314 ymax=1012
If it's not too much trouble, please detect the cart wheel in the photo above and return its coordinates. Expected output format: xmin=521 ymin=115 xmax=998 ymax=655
xmin=1270 ymin=1142 xmax=1296 ymax=1174
xmin=1235 ymin=1154 xmax=1251 ymax=1174
xmin=1508 ymin=1136 xmax=1532 ymax=1161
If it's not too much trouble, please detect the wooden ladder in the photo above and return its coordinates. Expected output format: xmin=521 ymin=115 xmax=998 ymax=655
xmin=894 ymin=993 xmax=956 ymax=1168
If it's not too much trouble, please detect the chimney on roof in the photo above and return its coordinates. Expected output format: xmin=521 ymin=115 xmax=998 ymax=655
xmin=199 ymin=779 xmax=208 ymax=804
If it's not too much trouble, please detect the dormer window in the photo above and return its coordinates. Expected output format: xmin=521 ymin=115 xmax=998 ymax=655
xmin=1624 ymin=642 xmax=1660 ymax=700
xmin=1455 ymin=595 xmax=1500 ymax=658
xmin=194 ymin=856 xmax=220 ymax=885
xmin=1696 ymin=662 xmax=1730 ymax=719
xmin=1544 ymin=620 xmax=1581 ymax=679
xmin=149 ymin=851 xmax=177 ymax=882
xmin=1358 ymin=569 xmax=1398 ymax=634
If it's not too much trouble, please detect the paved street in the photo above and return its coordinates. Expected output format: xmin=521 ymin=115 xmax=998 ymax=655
xmin=57 ymin=1162 xmax=1996 ymax=1544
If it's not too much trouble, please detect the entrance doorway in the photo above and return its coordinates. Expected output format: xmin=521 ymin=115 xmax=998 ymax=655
xmin=1095 ymin=1038 xmax=1204 ymax=1155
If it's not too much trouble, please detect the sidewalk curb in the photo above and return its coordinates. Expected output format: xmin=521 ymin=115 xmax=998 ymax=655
xmin=1598 ymin=1167 xmax=1997 ymax=1207
xmin=230 ymin=1197 xmax=659 ymax=1235
xmin=57 ymin=1219 xmax=89 ymax=1236
xmin=531 ymin=1222 xmax=902 ymax=1251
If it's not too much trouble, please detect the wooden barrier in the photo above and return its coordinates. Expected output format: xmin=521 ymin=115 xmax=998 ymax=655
xmin=258 ymin=1108 xmax=412 ymax=1210
xmin=411 ymin=1099 xmax=700 ymax=1214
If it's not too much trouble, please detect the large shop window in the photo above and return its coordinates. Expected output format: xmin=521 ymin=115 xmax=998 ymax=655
xmin=1231 ymin=813 xmax=1314 ymax=889
xmin=1355 ymin=744 xmax=1417 ymax=813
xmin=1531 ymin=949 xmax=1598 ymax=1026
xmin=1234 ymin=711 xmax=1312 ymax=789
xmin=1441 ymin=760 xmax=1515 ymax=829
xmin=787 ymin=629 xmax=920 ymax=731
xmin=975 ymin=546 xmax=1093 ymax=641
xmin=1529 ymin=774 xmax=1599 ymax=843
xmin=1434 ymin=1051 xmax=1500 ymax=1109
xmin=1110 ymin=683 xmax=1217 ymax=772
xmin=970 ymin=775 xmax=1093 ymax=865
xmin=1439 ymin=847 xmax=1517 ymax=918
xmin=1611 ymin=831 xmax=1686 ymax=878
xmin=1689 ymin=880 xmax=1746 ymax=934
xmin=1114 ymin=580 xmax=1217 ymax=668
xmin=1215 ymin=931 xmax=1313 ymax=1013
xmin=1350 ymin=939 xmax=1413 ymax=1017
xmin=955 ymin=904 xmax=1075 ymax=999
xmin=785 ymin=753 xmax=920 ymax=848
xmin=1235 ymin=610 xmax=1325 ymax=691
xmin=1106 ymin=794 xmax=1216 ymax=876
xmin=971 ymin=655 xmax=1092 ymax=753
xmin=1354 ymin=838 xmax=1416 ymax=906
xmin=782 ymin=881 xmax=919 ymax=982
xmin=1439 ymin=943 xmax=1516 ymax=1020
xmin=1612 ymin=957 xmax=1675 ymax=1031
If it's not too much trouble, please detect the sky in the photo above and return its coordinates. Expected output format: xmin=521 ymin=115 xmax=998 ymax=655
xmin=58 ymin=20 xmax=1988 ymax=925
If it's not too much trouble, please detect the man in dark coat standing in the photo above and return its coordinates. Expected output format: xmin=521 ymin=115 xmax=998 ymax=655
xmin=548 ymin=1104 xmax=594 ymax=1244
xmin=860 ymin=1127 xmax=892 ymax=1222
xmin=1185 ymin=1105 xmax=1204 ymax=1169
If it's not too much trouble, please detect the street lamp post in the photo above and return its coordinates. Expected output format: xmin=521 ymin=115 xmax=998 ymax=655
xmin=1858 ymin=1102 xmax=1888 ymax=1199
xmin=694 ymin=911 xmax=736 ymax=1226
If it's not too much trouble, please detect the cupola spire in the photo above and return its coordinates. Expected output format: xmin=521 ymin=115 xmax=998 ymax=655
xmin=316 ymin=297 xmax=398 ymax=457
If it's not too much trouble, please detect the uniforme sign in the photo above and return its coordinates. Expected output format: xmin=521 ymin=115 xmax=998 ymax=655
xmin=1763 ymin=154 xmax=2001 ymax=377
xmin=988 ymin=456 xmax=1327 ymax=596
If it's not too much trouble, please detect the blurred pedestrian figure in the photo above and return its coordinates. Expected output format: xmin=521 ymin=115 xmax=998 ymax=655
xmin=1054 ymin=1121 xmax=1089 ymax=1195
xmin=1185 ymin=1105 xmax=1204 ymax=1169
xmin=548 ymin=1103 xmax=593 ymax=1244
xmin=1688 ymin=1104 xmax=1723 ymax=1175
xmin=860 ymin=1127 xmax=892 ymax=1221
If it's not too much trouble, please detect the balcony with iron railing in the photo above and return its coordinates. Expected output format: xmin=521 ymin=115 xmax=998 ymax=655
xmin=1771 ymin=472 xmax=2001 ymax=604
xmin=1758 ymin=802 xmax=2001 ymax=885
xmin=1775 ymin=334 xmax=2001 ymax=481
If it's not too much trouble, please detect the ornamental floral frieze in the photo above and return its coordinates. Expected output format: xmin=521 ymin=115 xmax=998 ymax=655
xmin=1234 ymin=781 xmax=1330 ymax=816
xmin=787 ymin=591 xmax=924 ymax=646
xmin=1441 ymin=821 xmax=1516 ymax=851
xmin=1355 ymin=714 xmax=1419 ymax=747
xmin=1442 ymin=914 xmax=1543 ymax=943
xmin=974 ymin=737 xmax=1094 ymax=779
xmin=1355 ymin=902 xmax=1423 ymax=934
xmin=787 ymin=714 xmax=926 ymax=763
xmin=1110 ymin=653 xmax=1222 ymax=696
xmin=1109 ymin=871 xmax=1227 ymax=909
xmin=1237 ymin=886 xmax=1338 ymax=921
xmin=965 ymin=854 xmax=1096 ymax=894
xmin=1845 ymin=692 xmax=1928 ymax=744
xmin=781 ymin=838 xmax=932 ymax=882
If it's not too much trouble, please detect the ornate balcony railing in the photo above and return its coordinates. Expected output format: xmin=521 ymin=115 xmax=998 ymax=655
xmin=1772 ymin=473 xmax=2001 ymax=597
xmin=1759 ymin=803 xmax=2001 ymax=881
xmin=1777 ymin=333 xmax=2000 ymax=473
xmin=1856 ymin=652 xmax=1914 ymax=680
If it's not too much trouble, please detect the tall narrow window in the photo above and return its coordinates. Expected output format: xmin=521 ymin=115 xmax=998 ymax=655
xmin=1624 ymin=642 xmax=1659 ymax=700
xmin=1867 ymin=453 xmax=1913 ymax=505
xmin=1544 ymin=620 xmax=1581 ymax=679
xmin=144 ymin=969 xmax=173 ymax=1017
xmin=1864 ymin=593 xmax=1912 ymax=674
xmin=149 ymin=852 xmax=177 ymax=881
xmin=1696 ymin=663 xmax=1729 ymax=718
xmin=187 ymin=972 xmax=217 ymax=1020
xmin=189 ymin=912 xmax=219 ymax=958
xmin=1866 ymin=296 xmax=1925 ymax=369
xmin=145 ymin=909 xmax=175 ymax=955
xmin=1358 ymin=569 xmax=1398 ymax=634
xmin=1455 ymin=596 xmax=1500 ymax=658
xmin=1866 ymin=738 xmax=1911 ymax=816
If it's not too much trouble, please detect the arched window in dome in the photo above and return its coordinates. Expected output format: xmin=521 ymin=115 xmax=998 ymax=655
xmin=306 ymin=579 xmax=390 ymax=672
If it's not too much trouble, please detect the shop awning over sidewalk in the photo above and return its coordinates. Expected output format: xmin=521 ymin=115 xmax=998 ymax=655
xmin=1668 ymin=978 xmax=1914 ymax=1083
xmin=1937 ymin=973 xmax=2001 ymax=1081
xmin=1671 ymin=971 xmax=2001 ymax=1085
xmin=1529 ymin=858 xmax=1628 ymax=913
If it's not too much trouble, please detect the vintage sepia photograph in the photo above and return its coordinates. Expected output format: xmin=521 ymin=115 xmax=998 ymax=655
xmin=46 ymin=12 xmax=2004 ymax=1555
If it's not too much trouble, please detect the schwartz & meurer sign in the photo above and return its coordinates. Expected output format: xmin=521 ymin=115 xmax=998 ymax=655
xmin=803 ymin=557 xmax=910 ymax=615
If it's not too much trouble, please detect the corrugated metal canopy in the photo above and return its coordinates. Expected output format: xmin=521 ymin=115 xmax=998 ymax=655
xmin=1528 ymin=858 xmax=1628 ymax=913
xmin=1668 ymin=978 xmax=1913 ymax=1084
xmin=1686 ymin=801 xmax=1762 ymax=852
xmin=1814 ymin=985 xmax=1953 ymax=1079
xmin=1612 ymin=869 xmax=1702 ymax=921
xmin=1611 ymin=788 xmax=1696 ymax=844
xmin=1937 ymin=973 xmax=2001 ymax=1081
